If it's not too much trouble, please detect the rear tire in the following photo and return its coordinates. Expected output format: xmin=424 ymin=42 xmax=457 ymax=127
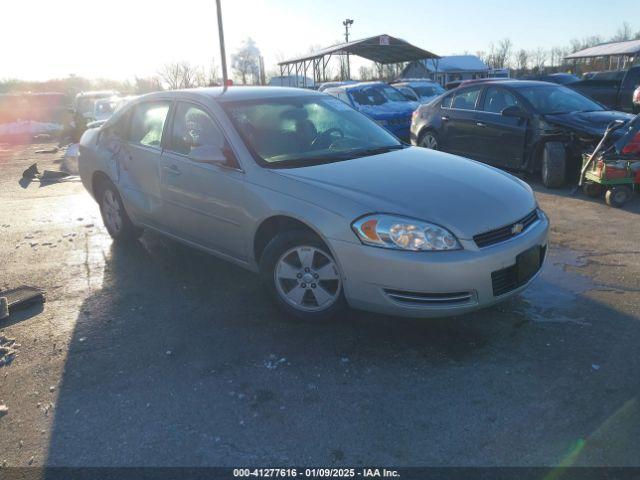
xmin=541 ymin=142 xmax=567 ymax=188
xmin=605 ymin=186 xmax=631 ymax=208
xmin=259 ymin=231 xmax=346 ymax=321
xmin=419 ymin=130 xmax=439 ymax=150
xmin=95 ymin=179 xmax=143 ymax=241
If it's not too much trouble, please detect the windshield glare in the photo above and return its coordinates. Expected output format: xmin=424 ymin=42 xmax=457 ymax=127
xmin=351 ymin=85 xmax=409 ymax=106
xmin=223 ymin=96 xmax=402 ymax=167
xmin=517 ymin=85 xmax=603 ymax=114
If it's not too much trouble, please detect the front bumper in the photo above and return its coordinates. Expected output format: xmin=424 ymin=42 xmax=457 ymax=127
xmin=330 ymin=215 xmax=549 ymax=318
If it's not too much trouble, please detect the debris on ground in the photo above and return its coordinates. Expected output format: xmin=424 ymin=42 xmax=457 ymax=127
xmin=0 ymin=286 xmax=46 ymax=318
xmin=0 ymin=405 xmax=8 ymax=417
xmin=21 ymin=162 xmax=74 ymax=185
xmin=35 ymin=147 xmax=59 ymax=154
xmin=0 ymin=336 xmax=18 ymax=367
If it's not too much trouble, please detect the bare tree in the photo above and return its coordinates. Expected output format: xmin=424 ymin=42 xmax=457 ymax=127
xmin=493 ymin=38 xmax=513 ymax=69
xmin=612 ymin=22 xmax=633 ymax=42
xmin=134 ymin=76 xmax=162 ymax=94
xmin=516 ymin=49 xmax=529 ymax=74
xmin=158 ymin=62 xmax=203 ymax=90
xmin=531 ymin=48 xmax=547 ymax=74
xmin=231 ymin=38 xmax=261 ymax=85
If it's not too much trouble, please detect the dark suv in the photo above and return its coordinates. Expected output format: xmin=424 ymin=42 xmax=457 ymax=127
xmin=410 ymin=80 xmax=633 ymax=187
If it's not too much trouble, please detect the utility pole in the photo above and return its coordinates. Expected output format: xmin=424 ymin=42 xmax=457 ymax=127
xmin=342 ymin=19 xmax=354 ymax=80
xmin=216 ymin=0 xmax=229 ymax=90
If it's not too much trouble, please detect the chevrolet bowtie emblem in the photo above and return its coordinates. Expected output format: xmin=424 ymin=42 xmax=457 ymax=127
xmin=511 ymin=222 xmax=524 ymax=235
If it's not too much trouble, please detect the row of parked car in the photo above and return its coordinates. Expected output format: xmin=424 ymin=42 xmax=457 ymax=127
xmin=318 ymin=73 xmax=638 ymax=188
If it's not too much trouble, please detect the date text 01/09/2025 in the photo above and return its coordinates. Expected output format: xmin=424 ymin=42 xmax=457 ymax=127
xmin=232 ymin=468 xmax=401 ymax=478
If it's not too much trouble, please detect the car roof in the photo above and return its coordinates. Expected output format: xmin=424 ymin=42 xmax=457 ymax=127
xmin=456 ymin=80 xmax=556 ymax=89
xmin=392 ymin=80 xmax=439 ymax=87
xmin=342 ymin=81 xmax=389 ymax=91
xmin=133 ymin=86 xmax=326 ymax=104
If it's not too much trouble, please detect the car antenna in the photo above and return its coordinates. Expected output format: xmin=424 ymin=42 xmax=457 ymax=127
xmin=215 ymin=0 xmax=229 ymax=92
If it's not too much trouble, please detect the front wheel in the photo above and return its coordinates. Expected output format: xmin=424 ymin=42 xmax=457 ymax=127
xmin=541 ymin=142 xmax=566 ymax=188
xmin=419 ymin=130 xmax=439 ymax=150
xmin=259 ymin=231 xmax=346 ymax=321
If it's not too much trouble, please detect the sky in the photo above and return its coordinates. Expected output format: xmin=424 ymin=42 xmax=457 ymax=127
xmin=2 ymin=0 xmax=637 ymax=81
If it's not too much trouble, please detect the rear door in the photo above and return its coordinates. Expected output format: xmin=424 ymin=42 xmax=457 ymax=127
xmin=117 ymin=100 xmax=171 ymax=228
xmin=440 ymin=86 xmax=482 ymax=157
xmin=159 ymin=101 xmax=247 ymax=260
xmin=473 ymin=86 xmax=529 ymax=168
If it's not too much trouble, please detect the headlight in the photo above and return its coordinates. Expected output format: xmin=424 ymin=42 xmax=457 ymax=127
xmin=352 ymin=214 xmax=461 ymax=251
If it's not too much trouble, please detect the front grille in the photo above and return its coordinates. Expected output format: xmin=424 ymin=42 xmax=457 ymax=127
xmin=384 ymin=289 xmax=474 ymax=306
xmin=474 ymin=210 xmax=539 ymax=248
xmin=491 ymin=245 xmax=546 ymax=296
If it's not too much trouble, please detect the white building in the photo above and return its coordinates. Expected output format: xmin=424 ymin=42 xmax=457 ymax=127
xmin=401 ymin=55 xmax=490 ymax=86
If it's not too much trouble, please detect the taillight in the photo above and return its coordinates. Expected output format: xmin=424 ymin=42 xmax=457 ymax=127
xmin=634 ymin=88 xmax=640 ymax=103
xmin=622 ymin=131 xmax=640 ymax=154
xmin=411 ymin=109 xmax=420 ymax=122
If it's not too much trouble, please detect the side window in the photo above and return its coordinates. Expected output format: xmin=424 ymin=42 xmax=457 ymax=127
xmin=482 ymin=87 xmax=520 ymax=113
xmin=127 ymin=101 xmax=170 ymax=148
xmin=451 ymin=87 xmax=481 ymax=110
xmin=337 ymin=92 xmax=351 ymax=105
xmin=441 ymin=93 xmax=454 ymax=108
xmin=169 ymin=102 xmax=226 ymax=156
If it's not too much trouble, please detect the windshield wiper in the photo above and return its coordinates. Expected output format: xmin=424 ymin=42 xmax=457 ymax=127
xmin=355 ymin=144 xmax=407 ymax=157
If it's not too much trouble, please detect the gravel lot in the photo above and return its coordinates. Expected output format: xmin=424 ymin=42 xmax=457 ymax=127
xmin=1 ymin=142 xmax=639 ymax=467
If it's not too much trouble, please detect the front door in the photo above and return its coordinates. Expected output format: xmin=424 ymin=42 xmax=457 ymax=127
xmin=474 ymin=86 xmax=528 ymax=169
xmin=159 ymin=101 xmax=247 ymax=261
xmin=117 ymin=100 xmax=171 ymax=227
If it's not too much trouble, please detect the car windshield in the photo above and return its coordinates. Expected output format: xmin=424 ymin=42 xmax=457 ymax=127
xmin=413 ymin=85 xmax=445 ymax=98
xmin=351 ymin=85 xmax=408 ymax=106
xmin=516 ymin=84 xmax=603 ymax=114
xmin=223 ymin=95 xmax=404 ymax=167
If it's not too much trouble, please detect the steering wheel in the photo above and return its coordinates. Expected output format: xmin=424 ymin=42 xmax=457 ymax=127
xmin=311 ymin=128 xmax=344 ymax=148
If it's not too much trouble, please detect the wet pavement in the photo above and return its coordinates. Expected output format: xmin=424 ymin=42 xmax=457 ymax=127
xmin=0 ymin=143 xmax=639 ymax=467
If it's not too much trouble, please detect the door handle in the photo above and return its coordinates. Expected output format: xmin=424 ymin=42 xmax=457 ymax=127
xmin=476 ymin=122 xmax=486 ymax=127
xmin=441 ymin=115 xmax=450 ymax=121
xmin=163 ymin=165 xmax=182 ymax=176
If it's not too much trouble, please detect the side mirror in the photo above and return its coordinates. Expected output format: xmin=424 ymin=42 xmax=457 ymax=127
xmin=189 ymin=144 xmax=233 ymax=166
xmin=501 ymin=105 xmax=528 ymax=119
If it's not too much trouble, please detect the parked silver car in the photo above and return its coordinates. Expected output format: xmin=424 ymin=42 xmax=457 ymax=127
xmin=78 ymin=87 xmax=548 ymax=320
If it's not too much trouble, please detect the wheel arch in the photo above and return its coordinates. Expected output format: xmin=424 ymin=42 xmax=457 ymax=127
xmin=253 ymin=214 xmax=335 ymax=265
xmin=91 ymin=170 xmax=114 ymax=200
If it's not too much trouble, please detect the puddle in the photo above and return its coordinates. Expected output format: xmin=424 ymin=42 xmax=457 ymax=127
xmin=518 ymin=246 xmax=598 ymax=325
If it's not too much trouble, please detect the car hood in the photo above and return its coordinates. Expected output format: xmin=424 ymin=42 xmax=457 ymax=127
xmin=273 ymin=147 xmax=536 ymax=240
xmin=357 ymin=101 xmax=418 ymax=119
xmin=544 ymin=110 xmax=635 ymax=136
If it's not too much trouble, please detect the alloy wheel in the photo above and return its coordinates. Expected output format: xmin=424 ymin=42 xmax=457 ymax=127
xmin=274 ymin=246 xmax=341 ymax=312
xmin=102 ymin=189 xmax=122 ymax=234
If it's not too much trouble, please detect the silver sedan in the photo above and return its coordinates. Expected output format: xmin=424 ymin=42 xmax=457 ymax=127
xmin=78 ymin=87 xmax=548 ymax=320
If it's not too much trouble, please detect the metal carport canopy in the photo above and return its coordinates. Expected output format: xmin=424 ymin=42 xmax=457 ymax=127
xmin=565 ymin=39 xmax=640 ymax=59
xmin=278 ymin=34 xmax=440 ymax=65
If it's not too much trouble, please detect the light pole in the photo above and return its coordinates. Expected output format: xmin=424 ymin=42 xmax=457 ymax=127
xmin=342 ymin=18 xmax=354 ymax=80
xmin=216 ymin=0 xmax=229 ymax=90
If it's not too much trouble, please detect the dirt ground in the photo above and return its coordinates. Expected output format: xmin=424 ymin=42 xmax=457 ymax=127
xmin=0 ymin=142 xmax=639 ymax=467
